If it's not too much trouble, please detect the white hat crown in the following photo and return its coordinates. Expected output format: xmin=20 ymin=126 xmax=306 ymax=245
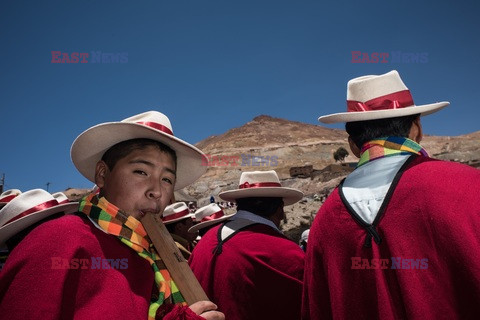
xmin=122 ymin=111 xmax=174 ymax=136
xmin=162 ymin=202 xmax=192 ymax=223
xmin=346 ymin=70 xmax=409 ymax=103
xmin=188 ymin=203 xmax=231 ymax=233
xmin=0 ymin=189 xmax=22 ymax=203
xmin=194 ymin=203 xmax=224 ymax=221
xmin=238 ymin=170 xmax=282 ymax=188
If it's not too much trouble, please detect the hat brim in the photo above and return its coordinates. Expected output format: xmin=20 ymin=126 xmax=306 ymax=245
xmin=71 ymin=122 xmax=207 ymax=190
xmin=218 ymin=187 xmax=303 ymax=206
xmin=163 ymin=213 xmax=195 ymax=225
xmin=0 ymin=202 xmax=78 ymax=245
xmin=318 ymin=102 xmax=449 ymax=124
xmin=188 ymin=213 xmax=235 ymax=233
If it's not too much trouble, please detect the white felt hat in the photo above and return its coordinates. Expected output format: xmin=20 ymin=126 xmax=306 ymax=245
xmin=0 ymin=189 xmax=22 ymax=209
xmin=71 ymin=111 xmax=207 ymax=190
xmin=161 ymin=202 xmax=194 ymax=225
xmin=219 ymin=170 xmax=303 ymax=206
xmin=0 ymin=189 xmax=78 ymax=244
xmin=188 ymin=203 xmax=233 ymax=233
xmin=319 ymin=70 xmax=449 ymax=123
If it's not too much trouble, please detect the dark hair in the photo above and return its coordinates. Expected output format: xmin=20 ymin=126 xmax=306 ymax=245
xmin=236 ymin=197 xmax=284 ymax=218
xmin=345 ymin=114 xmax=420 ymax=149
xmin=101 ymin=138 xmax=177 ymax=171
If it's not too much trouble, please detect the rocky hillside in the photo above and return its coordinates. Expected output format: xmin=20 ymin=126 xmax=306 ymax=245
xmin=180 ymin=115 xmax=480 ymax=242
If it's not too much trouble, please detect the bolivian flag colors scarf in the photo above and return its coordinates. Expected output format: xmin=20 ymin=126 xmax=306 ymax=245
xmin=79 ymin=193 xmax=186 ymax=319
xmin=357 ymin=136 xmax=428 ymax=167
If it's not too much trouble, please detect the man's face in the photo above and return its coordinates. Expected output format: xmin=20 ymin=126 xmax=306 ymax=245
xmin=95 ymin=145 xmax=176 ymax=221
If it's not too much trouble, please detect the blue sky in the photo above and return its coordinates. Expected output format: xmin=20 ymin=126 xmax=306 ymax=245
xmin=1 ymin=0 xmax=479 ymax=193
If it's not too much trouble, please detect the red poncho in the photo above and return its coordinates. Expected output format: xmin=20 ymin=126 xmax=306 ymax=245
xmin=0 ymin=214 xmax=202 ymax=319
xmin=189 ymin=223 xmax=305 ymax=320
xmin=302 ymin=157 xmax=480 ymax=319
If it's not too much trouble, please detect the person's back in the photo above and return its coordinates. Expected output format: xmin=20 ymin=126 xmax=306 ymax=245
xmin=191 ymin=222 xmax=304 ymax=320
xmin=190 ymin=170 xmax=305 ymax=320
xmin=303 ymin=70 xmax=480 ymax=319
xmin=304 ymin=156 xmax=480 ymax=319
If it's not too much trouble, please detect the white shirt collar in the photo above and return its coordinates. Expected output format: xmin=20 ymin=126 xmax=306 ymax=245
xmin=231 ymin=210 xmax=281 ymax=233
xmin=342 ymin=155 xmax=410 ymax=224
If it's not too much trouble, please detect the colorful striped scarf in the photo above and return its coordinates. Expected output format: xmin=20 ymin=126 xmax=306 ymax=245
xmin=357 ymin=136 xmax=428 ymax=167
xmin=79 ymin=193 xmax=186 ymax=319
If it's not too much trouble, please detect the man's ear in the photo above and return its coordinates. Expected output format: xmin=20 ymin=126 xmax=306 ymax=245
xmin=95 ymin=161 xmax=109 ymax=188
xmin=409 ymin=117 xmax=423 ymax=143
xmin=348 ymin=137 xmax=361 ymax=158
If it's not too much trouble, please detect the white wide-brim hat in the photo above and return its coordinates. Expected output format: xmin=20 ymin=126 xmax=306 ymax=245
xmin=188 ymin=203 xmax=234 ymax=233
xmin=218 ymin=170 xmax=303 ymax=206
xmin=0 ymin=189 xmax=78 ymax=245
xmin=71 ymin=111 xmax=207 ymax=190
xmin=319 ymin=70 xmax=449 ymax=123
xmin=162 ymin=202 xmax=194 ymax=224
xmin=0 ymin=189 xmax=22 ymax=208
